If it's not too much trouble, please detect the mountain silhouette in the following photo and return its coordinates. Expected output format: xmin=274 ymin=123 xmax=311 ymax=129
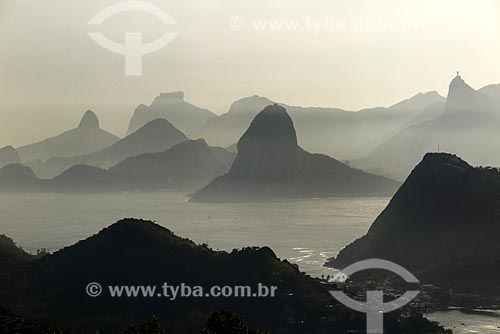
xmin=329 ymin=152 xmax=500 ymax=294
xmin=1 ymin=139 xmax=234 ymax=193
xmin=0 ymin=218 xmax=448 ymax=333
xmin=0 ymin=146 xmax=21 ymax=168
xmin=0 ymin=164 xmax=39 ymax=191
xmin=127 ymin=92 xmax=215 ymax=138
xmin=201 ymin=95 xmax=275 ymax=147
xmin=200 ymin=92 xmax=445 ymax=159
xmin=32 ymin=119 xmax=188 ymax=178
xmin=108 ymin=139 xmax=233 ymax=191
xmin=479 ymin=83 xmax=500 ymax=101
xmin=228 ymin=104 xmax=298 ymax=181
xmin=23 ymin=219 xmax=330 ymax=332
xmin=350 ymin=101 xmax=446 ymax=159
xmin=47 ymin=164 xmax=120 ymax=192
xmin=354 ymin=75 xmax=500 ymax=180
xmin=17 ymin=110 xmax=119 ymax=162
xmin=78 ymin=109 xmax=100 ymax=129
xmin=0 ymin=235 xmax=32 ymax=306
xmin=192 ymin=104 xmax=400 ymax=202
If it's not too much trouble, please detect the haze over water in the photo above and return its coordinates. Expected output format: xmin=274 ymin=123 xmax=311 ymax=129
xmin=3 ymin=192 xmax=500 ymax=332
xmin=0 ymin=192 xmax=387 ymax=277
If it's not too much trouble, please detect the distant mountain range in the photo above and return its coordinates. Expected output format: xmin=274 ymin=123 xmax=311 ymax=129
xmin=353 ymin=75 xmax=500 ymax=180
xmin=200 ymin=92 xmax=445 ymax=160
xmin=0 ymin=139 xmax=234 ymax=192
xmin=17 ymin=110 xmax=119 ymax=162
xmin=124 ymin=78 xmax=498 ymax=173
xmin=479 ymin=83 xmax=500 ymax=101
xmin=0 ymin=218 xmax=449 ymax=333
xmin=5 ymin=76 xmax=498 ymax=179
xmin=31 ymin=118 xmax=188 ymax=178
xmin=0 ymin=145 xmax=21 ymax=168
xmin=328 ymin=152 xmax=500 ymax=295
xmin=191 ymin=104 xmax=400 ymax=202
xmin=127 ymin=92 xmax=215 ymax=138
xmin=2 ymin=75 xmax=499 ymax=195
xmin=108 ymin=139 xmax=231 ymax=190
xmin=0 ymin=163 xmax=38 ymax=191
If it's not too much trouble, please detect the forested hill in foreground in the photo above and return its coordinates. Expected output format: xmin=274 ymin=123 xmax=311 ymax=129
xmin=329 ymin=152 xmax=500 ymax=295
xmin=0 ymin=218 xmax=447 ymax=334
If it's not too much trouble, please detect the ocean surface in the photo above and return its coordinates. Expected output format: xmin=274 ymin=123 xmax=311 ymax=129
xmin=0 ymin=191 xmax=498 ymax=332
xmin=0 ymin=191 xmax=386 ymax=277
xmin=426 ymin=310 xmax=500 ymax=334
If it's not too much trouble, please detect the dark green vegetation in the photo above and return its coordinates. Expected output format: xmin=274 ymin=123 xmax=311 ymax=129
xmin=329 ymin=152 xmax=500 ymax=295
xmin=0 ymin=234 xmax=32 ymax=305
xmin=201 ymin=309 xmax=270 ymax=334
xmin=125 ymin=316 xmax=168 ymax=334
xmin=0 ymin=307 xmax=67 ymax=334
xmin=0 ymin=219 xmax=447 ymax=333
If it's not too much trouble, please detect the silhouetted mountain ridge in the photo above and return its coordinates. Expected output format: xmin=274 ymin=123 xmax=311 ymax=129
xmin=127 ymin=92 xmax=215 ymax=137
xmin=0 ymin=146 xmax=21 ymax=168
xmin=17 ymin=110 xmax=119 ymax=162
xmin=0 ymin=234 xmax=32 ymax=306
xmin=354 ymin=75 xmax=500 ymax=180
xmin=329 ymin=152 xmax=500 ymax=294
xmin=25 ymin=219 xmax=328 ymax=332
xmin=479 ymin=83 xmax=500 ymax=101
xmin=32 ymin=119 xmax=188 ymax=178
xmin=192 ymin=104 xmax=400 ymax=201
xmin=201 ymin=92 xmax=445 ymax=159
xmin=0 ymin=139 xmax=234 ymax=192
xmin=0 ymin=218 xmax=448 ymax=333
xmin=0 ymin=164 xmax=38 ymax=190
xmin=108 ymin=139 xmax=231 ymax=190
xmin=78 ymin=110 xmax=100 ymax=130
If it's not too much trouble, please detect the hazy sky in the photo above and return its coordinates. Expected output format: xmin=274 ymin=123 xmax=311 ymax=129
xmin=1 ymin=0 xmax=500 ymax=147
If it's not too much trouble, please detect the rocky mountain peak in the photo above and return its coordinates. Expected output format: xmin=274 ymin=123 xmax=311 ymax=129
xmin=78 ymin=110 xmax=100 ymax=130
xmin=0 ymin=146 xmax=21 ymax=166
xmin=152 ymin=92 xmax=185 ymax=105
xmin=231 ymin=104 xmax=298 ymax=179
xmin=447 ymin=74 xmax=476 ymax=102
